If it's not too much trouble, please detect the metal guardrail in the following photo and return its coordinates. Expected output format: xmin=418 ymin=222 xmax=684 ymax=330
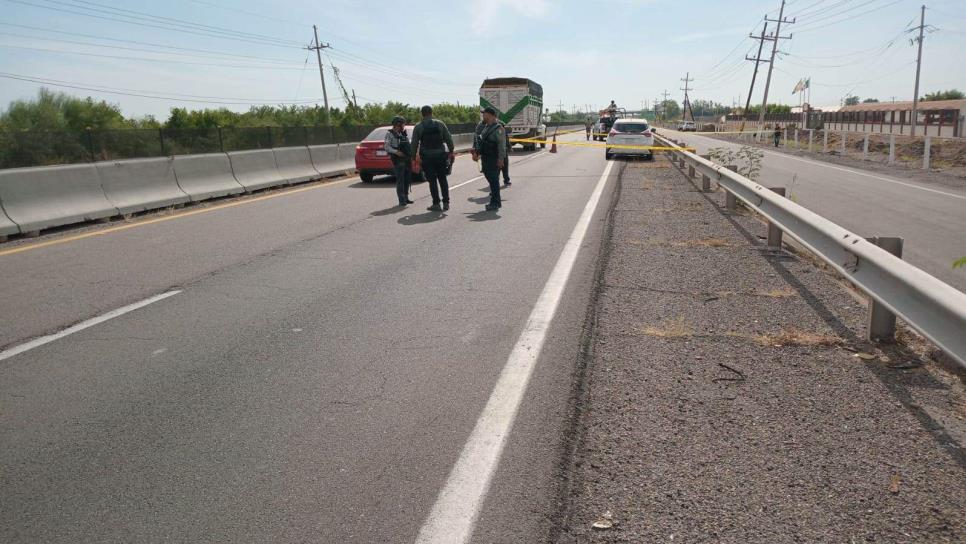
xmin=654 ymin=133 xmax=966 ymax=368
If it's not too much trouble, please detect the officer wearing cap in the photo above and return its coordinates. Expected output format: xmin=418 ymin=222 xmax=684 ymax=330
xmin=474 ymin=113 xmax=512 ymax=188
xmin=472 ymin=106 xmax=506 ymax=211
xmin=384 ymin=115 xmax=414 ymax=207
xmin=411 ymin=105 xmax=456 ymax=212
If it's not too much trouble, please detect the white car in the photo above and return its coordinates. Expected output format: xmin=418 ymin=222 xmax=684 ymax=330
xmin=605 ymin=118 xmax=655 ymax=161
xmin=677 ymin=120 xmax=696 ymax=132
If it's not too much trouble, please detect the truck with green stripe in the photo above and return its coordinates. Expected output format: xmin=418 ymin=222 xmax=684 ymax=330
xmin=479 ymin=77 xmax=546 ymax=151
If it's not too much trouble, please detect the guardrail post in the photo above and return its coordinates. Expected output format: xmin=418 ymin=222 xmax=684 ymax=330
xmin=866 ymin=236 xmax=904 ymax=342
xmin=767 ymin=187 xmax=785 ymax=248
xmin=862 ymin=134 xmax=869 ymax=159
xmin=823 ymin=129 xmax=828 ymax=153
xmin=794 ymin=128 xmax=799 ymax=148
xmin=888 ymin=134 xmax=896 ymax=164
xmin=725 ymin=165 xmax=738 ymax=210
xmin=840 ymin=131 xmax=847 ymax=154
xmin=923 ymin=135 xmax=931 ymax=170
xmin=687 ymin=163 xmax=695 ymax=178
xmin=808 ymin=129 xmax=814 ymax=152
xmin=699 ymin=154 xmax=711 ymax=192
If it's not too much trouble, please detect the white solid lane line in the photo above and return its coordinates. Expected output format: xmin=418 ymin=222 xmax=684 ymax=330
xmin=415 ymin=160 xmax=615 ymax=544
xmin=0 ymin=290 xmax=182 ymax=362
xmin=684 ymin=132 xmax=966 ymax=200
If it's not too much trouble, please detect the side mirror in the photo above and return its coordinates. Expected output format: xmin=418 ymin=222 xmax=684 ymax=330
xmin=652 ymin=128 xmax=658 ymax=133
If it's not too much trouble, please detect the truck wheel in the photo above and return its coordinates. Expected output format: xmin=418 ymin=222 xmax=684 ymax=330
xmin=360 ymin=172 xmax=374 ymax=183
xmin=605 ymin=150 xmax=614 ymax=160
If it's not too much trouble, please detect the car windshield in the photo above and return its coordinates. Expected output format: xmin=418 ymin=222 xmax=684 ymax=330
xmin=613 ymin=123 xmax=650 ymax=133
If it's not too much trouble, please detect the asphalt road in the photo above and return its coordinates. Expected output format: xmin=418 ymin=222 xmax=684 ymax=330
xmin=0 ymin=133 xmax=616 ymax=543
xmin=662 ymin=128 xmax=966 ymax=291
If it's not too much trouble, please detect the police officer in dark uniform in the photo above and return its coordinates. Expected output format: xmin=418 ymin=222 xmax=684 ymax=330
xmin=384 ymin=115 xmax=414 ymax=206
xmin=411 ymin=105 xmax=456 ymax=212
xmin=472 ymin=106 xmax=507 ymax=211
xmin=473 ymin=115 xmax=512 ymax=187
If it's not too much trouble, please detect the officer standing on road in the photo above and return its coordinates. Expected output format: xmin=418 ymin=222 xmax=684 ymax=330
xmin=472 ymin=106 xmax=507 ymax=211
xmin=773 ymin=126 xmax=782 ymax=147
xmin=474 ymin=114 xmax=512 ymax=188
xmin=412 ymin=105 xmax=456 ymax=212
xmin=585 ymin=116 xmax=593 ymax=140
xmin=384 ymin=116 xmax=414 ymax=207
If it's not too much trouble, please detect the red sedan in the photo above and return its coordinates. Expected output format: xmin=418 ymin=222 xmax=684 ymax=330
xmin=355 ymin=125 xmax=423 ymax=183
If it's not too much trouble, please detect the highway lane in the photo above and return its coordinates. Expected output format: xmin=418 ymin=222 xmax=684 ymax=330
xmin=662 ymin=128 xmax=966 ymax=292
xmin=0 ymin=133 xmax=615 ymax=543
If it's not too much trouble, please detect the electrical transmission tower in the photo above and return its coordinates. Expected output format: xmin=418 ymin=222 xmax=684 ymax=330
xmin=680 ymin=72 xmax=695 ymax=122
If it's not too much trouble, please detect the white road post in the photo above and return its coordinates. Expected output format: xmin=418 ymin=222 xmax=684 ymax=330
xmin=808 ymin=129 xmax=814 ymax=152
xmin=923 ymin=135 xmax=931 ymax=170
xmin=863 ymin=134 xmax=869 ymax=160
xmin=794 ymin=128 xmax=799 ymax=148
xmin=888 ymin=134 xmax=896 ymax=165
xmin=841 ymin=131 xmax=847 ymax=154
xmin=823 ymin=129 xmax=828 ymax=152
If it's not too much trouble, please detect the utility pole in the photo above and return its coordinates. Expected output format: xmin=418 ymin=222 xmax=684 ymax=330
xmin=743 ymin=22 xmax=769 ymax=128
xmin=557 ymin=99 xmax=565 ymax=113
xmin=757 ymin=1 xmax=795 ymax=137
xmin=661 ymin=89 xmax=671 ymax=123
xmin=351 ymin=89 xmax=358 ymax=109
xmin=910 ymin=4 xmax=926 ymax=137
xmin=307 ymin=25 xmax=331 ymax=126
xmin=680 ymin=72 xmax=694 ymax=122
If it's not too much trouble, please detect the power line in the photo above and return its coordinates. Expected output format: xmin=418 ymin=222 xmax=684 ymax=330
xmin=185 ymin=0 xmax=308 ymax=27
xmin=3 ymin=0 xmax=302 ymax=49
xmin=0 ymin=43 xmax=309 ymax=70
xmin=0 ymin=22 xmax=302 ymax=63
xmin=796 ymin=0 xmax=906 ymax=33
xmin=0 ymin=71 xmax=326 ymax=105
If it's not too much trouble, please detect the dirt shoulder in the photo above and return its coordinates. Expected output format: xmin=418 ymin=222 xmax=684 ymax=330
xmin=554 ymin=155 xmax=966 ymax=543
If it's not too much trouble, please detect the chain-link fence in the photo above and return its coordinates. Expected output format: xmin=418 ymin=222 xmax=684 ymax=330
xmin=1 ymin=123 xmax=481 ymax=169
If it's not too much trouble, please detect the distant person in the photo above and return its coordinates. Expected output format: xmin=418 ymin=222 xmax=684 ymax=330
xmin=607 ymin=100 xmax=617 ymax=111
xmin=412 ymin=105 xmax=456 ymax=212
xmin=472 ymin=106 xmax=506 ymax=211
xmin=773 ymin=126 xmax=782 ymax=147
xmin=384 ymin=116 xmax=413 ymax=207
xmin=585 ymin=116 xmax=593 ymax=140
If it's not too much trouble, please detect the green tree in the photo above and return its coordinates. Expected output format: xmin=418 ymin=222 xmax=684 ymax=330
xmin=660 ymin=99 xmax=681 ymax=120
xmin=746 ymin=103 xmax=793 ymax=114
xmin=844 ymin=95 xmax=860 ymax=106
xmin=923 ymin=89 xmax=964 ymax=101
xmin=862 ymin=98 xmax=880 ymax=103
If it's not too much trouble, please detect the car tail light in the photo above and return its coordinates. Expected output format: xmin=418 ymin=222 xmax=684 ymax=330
xmin=609 ymin=128 xmax=617 ymax=137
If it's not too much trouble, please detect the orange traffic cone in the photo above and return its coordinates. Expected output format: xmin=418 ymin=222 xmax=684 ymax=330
xmin=550 ymin=134 xmax=557 ymax=153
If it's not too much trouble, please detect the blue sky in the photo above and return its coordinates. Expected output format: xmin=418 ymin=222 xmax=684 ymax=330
xmin=1 ymin=0 xmax=964 ymax=119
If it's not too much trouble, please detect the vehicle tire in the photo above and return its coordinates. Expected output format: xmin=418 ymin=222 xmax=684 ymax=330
xmin=360 ymin=172 xmax=374 ymax=183
xmin=605 ymin=150 xmax=613 ymax=160
xmin=540 ymin=142 xmax=546 ymax=149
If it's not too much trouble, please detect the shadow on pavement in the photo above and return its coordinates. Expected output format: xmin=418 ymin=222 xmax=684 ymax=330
xmin=465 ymin=210 xmax=501 ymax=222
xmin=398 ymin=211 xmax=446 ymax=225
xmin=467 ymin=195 xmax=489 ymax=204
xmin=370 ymin=205 xmax=407 ymax=216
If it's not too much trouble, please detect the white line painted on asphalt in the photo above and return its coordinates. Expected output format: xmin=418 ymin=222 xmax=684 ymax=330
xmin=0 ymin=290 xmax=182 ymax=362
xmin=415 ymin=160 xmax=615 ymax=544
xmin=682 ymin=131 xmax=966 ymax=200
xmin=449 ymin=151 xmax=549 ymax=191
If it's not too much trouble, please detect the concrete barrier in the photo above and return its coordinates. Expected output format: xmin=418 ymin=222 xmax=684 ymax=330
xmin=96 ymin=157 xmax=189 ymax=214
xmin=273 ymin=146 xmax=319 ymax=184
xmin=227 ymin=149 xmax=283 ymax=192
xmin=172 ymin=152 xmax=245 ymax=201
xmin=311 ymin=144 xmax=355 ymax=177
xmin=0 ymin=163 xmax=118 ymax=234
xmin=0 ymin=204 xmax=16 ymax=237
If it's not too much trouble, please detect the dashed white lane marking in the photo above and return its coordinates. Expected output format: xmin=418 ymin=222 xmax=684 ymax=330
xmin=0 ymin=290 xmax=182 ymax=362
xmin=415 ymin=160 xmax=615 ymax=544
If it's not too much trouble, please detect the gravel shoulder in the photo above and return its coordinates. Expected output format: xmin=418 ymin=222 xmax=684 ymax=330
xmin=555 ymin=154 xmax=966 ymax=543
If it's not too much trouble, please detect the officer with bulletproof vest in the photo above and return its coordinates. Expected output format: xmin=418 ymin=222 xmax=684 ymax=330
xmin=384 ymin=116 xmax=414 ymax=207
xmin=472 ymin=106 xmax=507 ymax=211
xmin=411 ymin=105 xmax=456 ymax=212
xmin=473 ymin=115 xmax=512 ymax=187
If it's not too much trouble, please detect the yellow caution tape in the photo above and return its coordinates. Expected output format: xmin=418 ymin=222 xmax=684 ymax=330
xmin=509 ymin=137 xmax=695 ymax=152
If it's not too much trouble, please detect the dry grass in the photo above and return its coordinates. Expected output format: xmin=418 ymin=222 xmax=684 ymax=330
xmin=639 ymin=316 xmax=693 ymax=338
xmin=672 ymin=238 xmax=732 ymax=248
xmin=755 ymin=327 xmax=842 ymax=347
xmin=753 ymin=287 xmax=797 ymax=298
